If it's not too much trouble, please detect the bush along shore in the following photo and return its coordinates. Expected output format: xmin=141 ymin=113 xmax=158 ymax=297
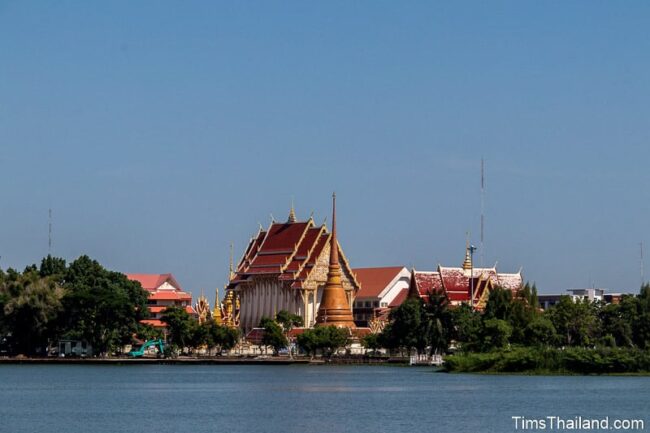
xmin=443 ymin=347 xmax=650 ymax=374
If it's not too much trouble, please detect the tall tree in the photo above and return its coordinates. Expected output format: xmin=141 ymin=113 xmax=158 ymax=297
xmin=0 ymin=268 xmax=65 ymax=355
xmin=161 ymin=306 xmax=194 ymax=349
xmin=422 ymin=290 xmax=453 ymax=355
xmin=61 ymin=256 xmax=150 ymax=354
xmin=388 ymin=298 xmax=427 ymax=354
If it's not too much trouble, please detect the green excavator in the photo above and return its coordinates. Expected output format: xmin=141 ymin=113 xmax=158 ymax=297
xmin=128 ymin=339 xmax=164 ymax=358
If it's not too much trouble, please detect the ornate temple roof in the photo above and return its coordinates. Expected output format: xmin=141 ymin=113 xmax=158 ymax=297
xmin=406 ymin=266 xmax=523 ymax=305
xmin=229 ymin=213 xmax=359 ymax=292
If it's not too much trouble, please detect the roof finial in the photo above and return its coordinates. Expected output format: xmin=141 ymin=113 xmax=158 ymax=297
xmin=463 ymin=231 xmax=473 ymax=270
xmin=330 ymin=192 xmax=338 ymax=266
xmin=288 ymin=197 xmax=296 ymax=223
xmin=270 ymin=213 xmax=275 ymax=223
xmin=229 ymin=242 xmax=234 ymax=281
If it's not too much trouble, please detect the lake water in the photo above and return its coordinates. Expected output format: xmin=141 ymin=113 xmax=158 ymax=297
xmin=0 ymin=365 xmax=648 ymax=433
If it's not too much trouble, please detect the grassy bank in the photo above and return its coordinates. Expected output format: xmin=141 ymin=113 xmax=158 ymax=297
xmin=443 ymin=347 xmax=650 ymax=374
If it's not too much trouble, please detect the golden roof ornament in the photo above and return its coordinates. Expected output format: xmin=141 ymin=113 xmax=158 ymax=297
xmin=462 ymin=233 xmax=473 ymax=270
xmin=213 ymin=286 xmax=223 ymax=325
xmin=288 ymin=198 xmax=296 ymax=223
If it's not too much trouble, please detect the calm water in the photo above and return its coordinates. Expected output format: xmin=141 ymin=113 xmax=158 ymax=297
xmin=0 ymin=365 xmax=649 ymax=433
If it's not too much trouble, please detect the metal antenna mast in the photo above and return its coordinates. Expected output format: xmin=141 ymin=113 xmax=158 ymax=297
xmin=48 ymin=208 xmax=52 ymax=255
xmin=641 ymin=241 xmax=644 ymax=287
xmin=481 ymin=158 xmax=485 ymax=267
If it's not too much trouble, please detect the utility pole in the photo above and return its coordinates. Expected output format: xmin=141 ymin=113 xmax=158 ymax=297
xmin=481 ymin=158 xmax=485 ymax=267
xmin=641 ymin=241 xmax=644 ymax=288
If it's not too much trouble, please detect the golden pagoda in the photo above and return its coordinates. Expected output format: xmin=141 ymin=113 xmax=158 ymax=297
xmin=213 ymin=286 xmax=223 ymax=325
xmin=195 ymin=289 xmax=211 ymax=324
xmin=315 ymin=193 xmax=356 ymax=328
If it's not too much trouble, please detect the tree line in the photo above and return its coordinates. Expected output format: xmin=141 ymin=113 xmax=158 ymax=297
xmin=0 ymin=255 xmax=239 ymax=357
xmin=369 ymin=283 xmax=650 ymax=357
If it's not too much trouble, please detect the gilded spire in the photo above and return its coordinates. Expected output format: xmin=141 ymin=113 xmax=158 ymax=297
xmin=330 ymin=192 xmax=339 ymax=266
xmin=315 ymin=192 xmax=356 ymax=328
xmin=213 ymin=286 xmax=223 ymax=325
xmin=228 ymin=242 xmax=235 ymax=281
xmin=288 ymin=198 xmax=296 ymax=223
xmin=462 ymin=232 xmax=473 ymax=270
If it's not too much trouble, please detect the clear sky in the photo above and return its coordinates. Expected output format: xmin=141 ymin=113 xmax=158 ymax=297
xmin=1 ymin=1 xmax=649 ymax=298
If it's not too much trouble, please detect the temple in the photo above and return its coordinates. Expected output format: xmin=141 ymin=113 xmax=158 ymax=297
xmin=227 ymin=197 xmax=360 ymax=331
xmin=405 ymin=245 xmax=523 ymax=309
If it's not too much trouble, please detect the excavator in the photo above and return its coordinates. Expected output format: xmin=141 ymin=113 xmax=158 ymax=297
xmin=128 ymin=339 xmax=165 ymax=358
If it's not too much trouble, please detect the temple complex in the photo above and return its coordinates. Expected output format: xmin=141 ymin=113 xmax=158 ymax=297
xmin=227 ymin=197 xmax=360 ymax=331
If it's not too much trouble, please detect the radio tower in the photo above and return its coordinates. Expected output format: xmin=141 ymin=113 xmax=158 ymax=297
xmin=641 ymin=241 xmax=644 ymax=287
xmin=481 ymin=158 xmax=485 ymax=267
xmin=48 ymin=208 xmax=52 ymax=255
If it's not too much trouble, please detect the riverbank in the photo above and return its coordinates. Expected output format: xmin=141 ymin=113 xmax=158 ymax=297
xmin=0 ymin=356 xmax=409 ymax=366
xmin=443 ymin=347 xmax=650 ymax=375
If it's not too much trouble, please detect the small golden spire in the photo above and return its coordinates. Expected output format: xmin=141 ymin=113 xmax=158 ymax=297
xmin=462 ymin=232 xmax=473 ymax=270
xmin=288 ymin=198 xmax=296 ymax=223
xmin=228 ymin=242 xmax=235 ymax=281
xmin=213 ymin=286 xmax=223 ymax=325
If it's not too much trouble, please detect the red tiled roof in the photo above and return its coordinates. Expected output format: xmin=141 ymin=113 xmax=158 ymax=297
xmin=389 ymin=267 xmax=523 ymax=308
xmin=245 ymin=328 xmax=265 ymax=345
xmin=388 ymin=288 xmax=409 ymax=307
xmin=231 ymin=220 xmax=359 ymax=293
xmin=149 ymin=291 xmax=192 ymax=301
xmin=126 ymin=273 xmax=182 ymax=291
xmin=353 ymin=266 xmax=406 ymax=298
xmin=140 ymin=319 xmax=166 ymax=328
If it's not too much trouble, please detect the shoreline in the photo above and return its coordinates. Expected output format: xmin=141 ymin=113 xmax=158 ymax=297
xmin=0 ymin=356 xmax=408 ymax=366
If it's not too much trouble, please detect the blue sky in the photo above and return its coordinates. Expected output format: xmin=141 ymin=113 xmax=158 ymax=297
xmin=1 ymin=1 xmax=649 ymax=297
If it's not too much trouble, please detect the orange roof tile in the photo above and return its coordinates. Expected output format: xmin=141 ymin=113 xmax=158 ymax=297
xmin=353 ymin=266 xmax=406 ymax=298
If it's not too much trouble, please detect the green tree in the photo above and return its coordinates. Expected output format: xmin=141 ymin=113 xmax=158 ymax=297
xmin=450 ymin=304 xmax=482 ymax=351
xmin=316 ymin=325 xmax=349 ymax=358
xmin=483 ymin=286 xmax=513 ymax=321
xmin=260 ymin=317 xmax=287 ymax=355
xmin=546 ymin=296 xmax=599 ymax=347
xmin=0 ymin=268 xmax=65 ymax=355
xmin=508 ymin=283 xmax=539 ymax=344
xmin=599 ymin=302 xmax=633 ymax=347
xmin=275 ymin=310 xmax=304 ymax=332
xmin=387 ymin=298 xmax=426 ymax=354
xmin=482 ymin=318 xmax=512 ymax=349
xmin=524 ymin=317 xmax=557 ymax=346
xmin=160 ymin=306 xmax=194 ymax=349
xmin=275 ymin=310 xmax=303 ymax=357
xmin=361 ymin=333 xmax=381 ymax=354
xmin=422 ymin=290 xmax=453 ymax=355
xmin=39 ymin=255 xmax=67 ymax=279
xmin=296 ymin=326 xmax=349 ymax=358
xmin=61 ymin=256 xmax=150 ymax=355
xmin=296 ymin=328 xmax=319 ymax=358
